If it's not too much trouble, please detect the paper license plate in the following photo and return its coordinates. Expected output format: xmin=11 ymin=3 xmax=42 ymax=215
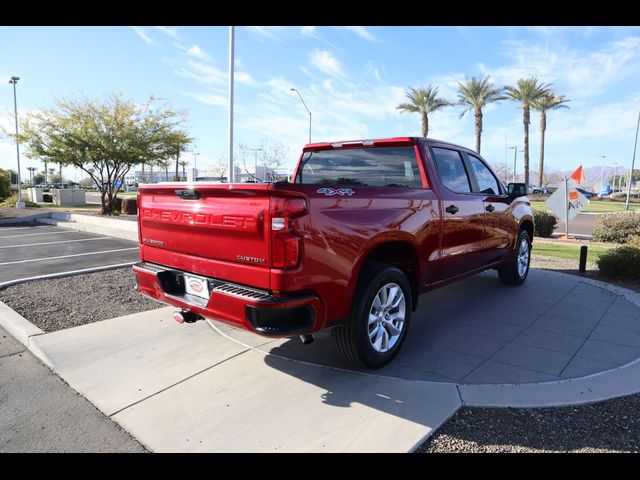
xmin=184 ymin=274 xmax=210 ymax=299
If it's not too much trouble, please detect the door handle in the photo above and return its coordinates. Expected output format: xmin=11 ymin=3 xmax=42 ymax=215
xmin=445 ymin=205 xmax=459 ymax=214
xmin=485 ymin=204 xmax=495 ymax=212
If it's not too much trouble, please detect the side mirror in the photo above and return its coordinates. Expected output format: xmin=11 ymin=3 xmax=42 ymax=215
xmin=507 ymin=182 xmax=528 ymax=197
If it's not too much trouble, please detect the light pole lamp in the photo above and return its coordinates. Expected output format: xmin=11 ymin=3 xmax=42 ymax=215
xmin=290 ymin=88 xmax=312 ymax=144
xmin=9 ymin=76 xmax=24 ymax=208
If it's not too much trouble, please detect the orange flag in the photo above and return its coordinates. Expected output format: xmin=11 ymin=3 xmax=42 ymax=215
xmin=570 ymin=165 xmax=585 ymax=184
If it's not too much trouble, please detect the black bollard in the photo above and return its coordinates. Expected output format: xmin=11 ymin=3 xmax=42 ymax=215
xmin=579 ymin=245 xmax=588 ymax=273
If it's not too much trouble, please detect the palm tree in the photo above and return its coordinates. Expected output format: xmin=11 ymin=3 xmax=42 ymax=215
xmin=533 ymin=92 xmax=570 ymax=186
xmin=396 ymin=85 xmax=451 ymax=137
xmin=504 ymin=77 xmax=551 ymax=185
xmin=457 ymin=76 xmax=505 ymax=154
xmin=27 ymin=167 xmax=36 ymax=185
xmin=156 ymin=159 xmax=171 ymax=181
xmin=179 ymin=160 xmax=189 ymax=180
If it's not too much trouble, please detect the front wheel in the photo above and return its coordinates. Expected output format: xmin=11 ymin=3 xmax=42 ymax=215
xmin=498 ymin=229 xmax=531 ymax=286
xmin=333 ymin=264 xmax=412 ymax=368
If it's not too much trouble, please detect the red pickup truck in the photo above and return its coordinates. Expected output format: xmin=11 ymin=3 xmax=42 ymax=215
xmin=133 ymin=137 xmax=534 ymax=368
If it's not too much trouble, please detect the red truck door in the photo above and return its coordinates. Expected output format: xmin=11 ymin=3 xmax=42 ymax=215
xmin=464 ymin=153 xmax=515 ymax=264
xmin=427 ymin=146 xmax=488 ymax=280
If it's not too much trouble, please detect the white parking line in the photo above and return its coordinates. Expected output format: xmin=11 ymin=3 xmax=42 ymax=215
xmin=0 ymin=248 xmax=139 ymax=266
xmin=0 ymin=225 xmax=51 ymax=231
xmin=0 ymin=230 xmax=82 ymax=239
xmin=0 ymin=262 xmax=138 ymax=288
xmin=0 ymin=236 xmax=111 ymax=249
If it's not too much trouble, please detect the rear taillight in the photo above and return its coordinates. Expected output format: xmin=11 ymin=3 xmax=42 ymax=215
xmin=270 ymin=197 xmax=306 ymax=269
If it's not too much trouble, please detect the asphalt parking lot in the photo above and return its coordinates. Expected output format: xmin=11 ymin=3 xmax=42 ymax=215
xmin=0 ymin=223 xmax=139 ymax=285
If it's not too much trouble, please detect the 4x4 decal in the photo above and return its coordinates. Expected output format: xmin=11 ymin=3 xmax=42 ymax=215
xmin=317 ymin=187 xmax=355 ymax=196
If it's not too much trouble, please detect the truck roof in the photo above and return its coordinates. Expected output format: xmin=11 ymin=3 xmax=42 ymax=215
xmin=302 ymin=136 xmax=473 ymax=153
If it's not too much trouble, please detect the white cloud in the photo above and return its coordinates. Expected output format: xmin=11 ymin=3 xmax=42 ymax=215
xmin=301 ymin=26 xmax=316 ymax=36
xmin=175 ymin=59 xmax=227 ymax=86
xmin=184 ymin=92 xmax=227 ymax=107
xmin=236 ymin=71 xmax=259 ymax=87
xmin=154 ymin=26 xmax=180 ymax=40
xmin=479 ymin=36 xmax=640 ymax=99
xmin=186 ymin=45 xmax=211 ymax=61
xmin=131 ymin=26 xmax=154 ymax=45
xmin=245 ymin=26 xmax=286 ymax=41
xmin=341 ymin=26 xmax=377 ymax=42
xmin=309 ymin=50 xmax=347 ymax=79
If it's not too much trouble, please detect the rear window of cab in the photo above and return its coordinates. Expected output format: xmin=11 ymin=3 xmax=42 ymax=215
xmin=295 ymin=146 xmax=422 ymax=188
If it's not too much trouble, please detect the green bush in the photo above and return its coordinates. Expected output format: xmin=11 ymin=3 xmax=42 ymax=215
xmin=592 ymin=213 xmax=640 ymax=243
xmin=0 ymin=193 xmax=40 ymax=208
xmin=628 ymin=236 xmax=640 ymax=248
xmin=533 ymin=209 xmax=557 ymax=237
xmin=121 ymin=197 xmax=138 ymax=215
xmin=110 ymin=197 xmax=123 ymax=212
xmin=0 ymin=169 xmax=11 ymax=200
xmin=597 ymin=246 xmax=640 ymax=280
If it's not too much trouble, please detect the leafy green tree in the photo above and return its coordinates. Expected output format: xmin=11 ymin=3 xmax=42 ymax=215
xmin=505 ymin=77 xmax=551 ymax=185
xmin=397 ymin=85 xmax=451 ymax=137
xmin=0 ymin=169 xmax=11 ymax=200
xmin=533 ymin=92 xmax=569 ymax=186
xmin=19 ymin=93 xmax=189 ymax=215
xmin=33 ymin=173 xmax=45 ymax=185
xmin=456 ymin=76 xmax=505 ymax=154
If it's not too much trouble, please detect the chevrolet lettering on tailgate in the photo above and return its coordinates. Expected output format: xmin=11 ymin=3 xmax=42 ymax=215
xmin=141 ymin=208 xmax=259 ymax=232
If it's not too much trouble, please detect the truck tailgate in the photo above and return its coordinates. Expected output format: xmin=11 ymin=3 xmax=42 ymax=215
xmin=138 ymin=183 xmax=271 ymax=288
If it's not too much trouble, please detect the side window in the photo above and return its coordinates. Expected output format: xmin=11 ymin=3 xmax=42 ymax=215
xmin=431 ymin=147 xmax=472 ymax=193
xmin=468 ymin=155 xmax=501 ymax=195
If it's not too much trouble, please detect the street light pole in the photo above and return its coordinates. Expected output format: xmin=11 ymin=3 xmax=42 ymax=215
xmin=249 ymin=148 xmax=263 ymax=181
xmin=228 ymin=26 xmax=235 ymax=183
xmin=290 ymin=88 xmax=312 ymax=144
xmin=626 ymin=109 xmax=640 ymax=210
xmin=193 ymin=152 xmax=199 ymax=181
xmin=597 ymin=155 xmax=607 ymax=190
xmin=508 ymin=146 xmax=522 ymax=183
xmin=9 ymin=76 xmax=24 ymax=208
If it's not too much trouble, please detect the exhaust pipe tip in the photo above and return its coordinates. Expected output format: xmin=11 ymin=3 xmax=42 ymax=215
xmin=299 ymin=334 xmax=315 ymax=345
xmin=173 ymin=310 xmax=204 ymax=324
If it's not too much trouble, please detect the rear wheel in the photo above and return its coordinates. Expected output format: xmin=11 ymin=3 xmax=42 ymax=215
xmin=498 ymin=229 xmax=531 ymax=285
xmin=334 ymin=264 xmax=412 ymax=368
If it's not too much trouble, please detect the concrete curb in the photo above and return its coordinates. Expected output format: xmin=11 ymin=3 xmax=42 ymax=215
xmin=0 ymin=300 xmax=52 ymax=368
xmin=36 ymin=212 xmax=138 ymax=242
xmin=0 ymin=212 xmax=56 ymax=225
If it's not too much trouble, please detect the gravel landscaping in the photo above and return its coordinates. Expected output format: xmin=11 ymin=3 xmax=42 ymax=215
xmin=419 ymin=396 xmax=640 ymax=453
xmin=0 ymin=267 xmax=163 ymax=332
xmin=420 ymin=253 xmax=640 ymax=453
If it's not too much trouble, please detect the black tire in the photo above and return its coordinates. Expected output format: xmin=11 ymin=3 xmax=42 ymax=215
xmin=498 ymin=229 xmax=531 ymax=286
xmin=333 ymin=263 xmax=412 ymax=368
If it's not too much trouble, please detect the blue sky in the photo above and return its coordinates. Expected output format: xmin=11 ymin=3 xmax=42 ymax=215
xmin=2 ymin=25 xmax=640 ymax=183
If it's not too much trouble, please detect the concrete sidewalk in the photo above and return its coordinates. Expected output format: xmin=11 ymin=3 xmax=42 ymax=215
xmin=0 ymin=325 xmax=145 ymax=453
xmin=30 ymin=309 xmax=460 ymax=452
